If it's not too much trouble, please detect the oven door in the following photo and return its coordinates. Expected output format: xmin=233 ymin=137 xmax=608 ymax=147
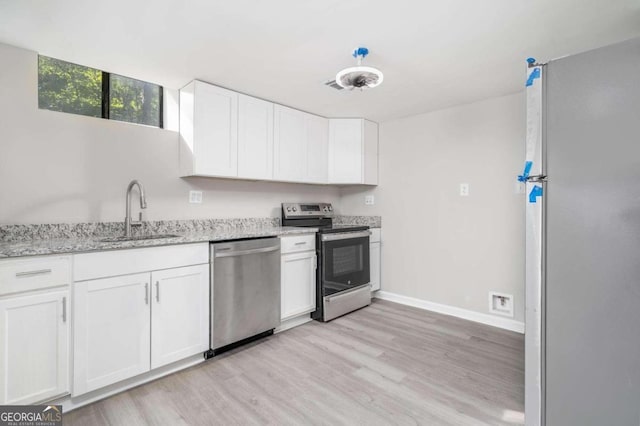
xmin=320 ymin=230 xmax=370 ymax=296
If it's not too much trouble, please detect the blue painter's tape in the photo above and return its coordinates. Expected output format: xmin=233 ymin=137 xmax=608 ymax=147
xmin=529 ymin=185 xmax=543 ymax=203
xmin=352 ymin=47 xmax=369 ymax=59
xmin=526 ymin=68 xmax=541 ymax=87
xmin=518 ymin=161 xmax=533 ymax=182
xmin=526 ymin=57 xmax=536 ymax=65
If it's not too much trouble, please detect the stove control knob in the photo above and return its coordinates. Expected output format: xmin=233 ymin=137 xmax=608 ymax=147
xmin=286 ymin=207 xmax=291 ymax=212
xmin=328 ymin=206 xmax=333 ymax=211
xmin=292 ymin=207 xmax=297 ymax=212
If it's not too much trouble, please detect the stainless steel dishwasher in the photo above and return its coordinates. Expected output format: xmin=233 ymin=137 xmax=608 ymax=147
xmin=209 ymin=237 xmax=281 ymax=355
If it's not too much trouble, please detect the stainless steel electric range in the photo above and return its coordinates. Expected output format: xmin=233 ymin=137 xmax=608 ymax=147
xmin=281 ymin=202 xmax=371 ymax=321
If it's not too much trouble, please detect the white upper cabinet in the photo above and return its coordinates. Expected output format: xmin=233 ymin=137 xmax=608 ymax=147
xmin=180 ymin=80 xmax=238 ymax=177
xmin=237 ymin=94 xmax=274 ymax=180
xmin=273 ymin=105 xmax=308 ymax=182
xmin=328 ymin=119 xmax=379 ymax=185
xmin=274 ymin=105 xmax=329 ymax=183
xmin=179 ymin=80 xmax=376 ymax=185
xmin=305 ymin=114 xmax=329 ymax=183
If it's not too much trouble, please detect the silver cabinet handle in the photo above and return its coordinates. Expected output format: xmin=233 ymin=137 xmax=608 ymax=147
xmin=215 ymin=246 xmax=280 ymax=258
xmin=294 ymin=241 xmax=307 ymax=246
xmin=156 ymin=281 xmax=160 ymax=302
xmin=16 ymin=269 xmax=52 ymax=278
xmin=321 ymin=230 xmax=371 ymax=242
xmin=62 ymin=297 xmax=67 ymax=322
xmin=145 ymin=283 xmax=149 ymax=305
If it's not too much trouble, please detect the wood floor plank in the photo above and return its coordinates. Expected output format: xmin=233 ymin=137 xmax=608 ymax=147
xmin=64 ymin=299 xmax=524 ymax=425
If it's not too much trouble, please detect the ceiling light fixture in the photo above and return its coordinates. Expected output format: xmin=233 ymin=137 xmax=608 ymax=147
xmin=335 ymin=47 xmax=384 ymax=90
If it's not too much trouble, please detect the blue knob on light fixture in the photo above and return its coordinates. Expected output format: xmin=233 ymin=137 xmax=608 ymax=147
xmin=353 ymin=47 xmax=369 ymax=59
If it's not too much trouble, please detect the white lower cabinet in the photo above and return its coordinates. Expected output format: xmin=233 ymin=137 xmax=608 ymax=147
xmin=0 ymin=289 xmax=69 ymax=404
xmin=370 ymin=229 xmax=381 ymax=292
xmin=73 ymin=265 xmax=210 ymax=396
xmin=73 ymin=273 xmax=151 ymax=395
xmin=370 ymin=242 xmax=381 ymax=291
xmin=281 ymin=250 xmax=316 ymax=320
xmin=151 ymin=264 xmax=209 ymax=369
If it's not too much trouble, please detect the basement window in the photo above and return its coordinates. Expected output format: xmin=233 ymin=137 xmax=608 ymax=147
xmin=38 ymin=56 xmax=163 ymax=128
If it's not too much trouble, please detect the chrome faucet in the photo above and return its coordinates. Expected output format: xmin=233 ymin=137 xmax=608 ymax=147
xmin=125 ymin=180 xmax=147 ymax=237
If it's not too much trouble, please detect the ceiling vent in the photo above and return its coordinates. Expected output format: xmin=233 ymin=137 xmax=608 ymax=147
xmin=334 ymin=47 xmax=384 ymax=91
xmin=324 ymin=79 xmax=344 ymax=91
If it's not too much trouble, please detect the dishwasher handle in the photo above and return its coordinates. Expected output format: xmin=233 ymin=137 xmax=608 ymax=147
xmin=215 ymin=245 xmax=280 ymax=258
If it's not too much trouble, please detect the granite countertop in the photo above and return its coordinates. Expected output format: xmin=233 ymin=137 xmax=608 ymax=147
xmin=0 ymin=226 xmax=317 ymax=258
xmin=0 ymin=215 xmax=381 ymax=259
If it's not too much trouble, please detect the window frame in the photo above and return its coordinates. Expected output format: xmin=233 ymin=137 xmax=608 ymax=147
xmin=39 ymin=56 xmax=164 ymax=129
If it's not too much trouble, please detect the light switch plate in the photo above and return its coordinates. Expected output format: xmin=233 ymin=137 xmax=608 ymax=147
xmin=189 ymin=191 xmax=203 ymax=204
xmin=365 ymin=195 xmax=375 ymax=205
xmin=459 ymin=183 xmax=470 ymax=197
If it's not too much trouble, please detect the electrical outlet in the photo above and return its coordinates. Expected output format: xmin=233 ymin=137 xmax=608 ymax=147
xmin=515 ymin=182 xmax=526 ymax=194
xmin=365 ymin=195 xmax=375 ymax=205
xmin=189 ymin=191 xmax=203 ymax=204
xmin=489 ymin=292 xmax=514 ymax=317
xmin=459 ymin=183 xmax=470 ymax=197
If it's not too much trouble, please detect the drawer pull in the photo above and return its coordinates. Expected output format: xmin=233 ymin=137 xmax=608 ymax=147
xmin=15 ymin=269 xmax=52 ymax=278
xmin=294 ymin=242 xmax=307 ymax=246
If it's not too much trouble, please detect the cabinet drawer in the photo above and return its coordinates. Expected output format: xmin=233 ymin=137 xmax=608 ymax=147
xmin=370 ymin=228 xmax=381 ymax=243
xmin=280 ymin=234 xmax=315 ymax=254
xmin=0 ymin=256 xmax=71 ymax=296
xmin=74 ymin=243 xmax=209 ymax=282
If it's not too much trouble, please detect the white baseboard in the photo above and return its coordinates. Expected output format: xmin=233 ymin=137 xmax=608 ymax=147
xmin=374 ymin=291 xmax=525 ymax=334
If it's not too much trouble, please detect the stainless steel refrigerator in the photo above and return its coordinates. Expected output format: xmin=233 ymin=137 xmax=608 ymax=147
xmin=524 ymin=37 xmax=640 ymax=425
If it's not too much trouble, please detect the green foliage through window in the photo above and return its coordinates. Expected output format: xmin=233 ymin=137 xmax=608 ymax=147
xmin=38 ymin=56 xmax=163 ymax=128
xmin=38 ymin=57 xmax=102 ymax=118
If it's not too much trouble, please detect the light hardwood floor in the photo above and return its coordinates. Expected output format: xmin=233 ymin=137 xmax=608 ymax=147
xmin=65 ymin=299 xmax=525 ymax=426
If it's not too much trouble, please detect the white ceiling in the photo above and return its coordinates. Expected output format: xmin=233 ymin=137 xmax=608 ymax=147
xmin=0 ymin=0 xmax=639 ymax=122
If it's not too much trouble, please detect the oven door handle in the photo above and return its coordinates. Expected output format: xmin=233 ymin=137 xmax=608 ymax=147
xmin=321 ymin=230 xmax=371 ymax=242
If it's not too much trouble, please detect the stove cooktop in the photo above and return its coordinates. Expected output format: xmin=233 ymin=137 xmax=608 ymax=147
xmin=280 ymin=202 xmax=369 ymax=234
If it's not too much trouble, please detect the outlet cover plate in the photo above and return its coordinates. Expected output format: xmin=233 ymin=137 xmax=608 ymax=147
xmin=189 ymin=191 xmax=203 ymax=204
xmin=460 ymin=183 xmax=470 ymax=197
xmin=365 ymin=195 xmax=375 ymax=205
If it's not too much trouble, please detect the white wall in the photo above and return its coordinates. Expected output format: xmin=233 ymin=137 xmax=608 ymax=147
xmin=0 ymin=43 xmax=340 ymax=224
xmin=341 ymin=93 xmax=526 ymax=322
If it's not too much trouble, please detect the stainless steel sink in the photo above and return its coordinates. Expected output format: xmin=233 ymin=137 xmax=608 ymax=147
xmin=98 ymin=234 xmax=181 ymax=243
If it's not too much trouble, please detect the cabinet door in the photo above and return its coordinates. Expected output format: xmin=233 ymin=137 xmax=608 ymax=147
xmin=73 ymin=273 xmax=151 ymax=396
xmin=274 ymin=105 xmax=307 ymax=181
xmin=363 ymin=120 xmax=379 ymax=185
xmin=370 ymin=242 xmax=381 ymax=292
xmin=306 ymin=114 xmax=329 ymax=183
xmin=151 ymin=264 xmax=209 ymax=369
xmin=193 ymin=81 xmax=238 ymax=177
xmin=238 ymin=94 xmax=274 ymax=180
xmin=281 ymin=251 xmax=316 ymax=320
xmin=0 ymin=290 xmax=69 ymax=404
xmin=329 ymin=119 xmax=363 ymax=184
